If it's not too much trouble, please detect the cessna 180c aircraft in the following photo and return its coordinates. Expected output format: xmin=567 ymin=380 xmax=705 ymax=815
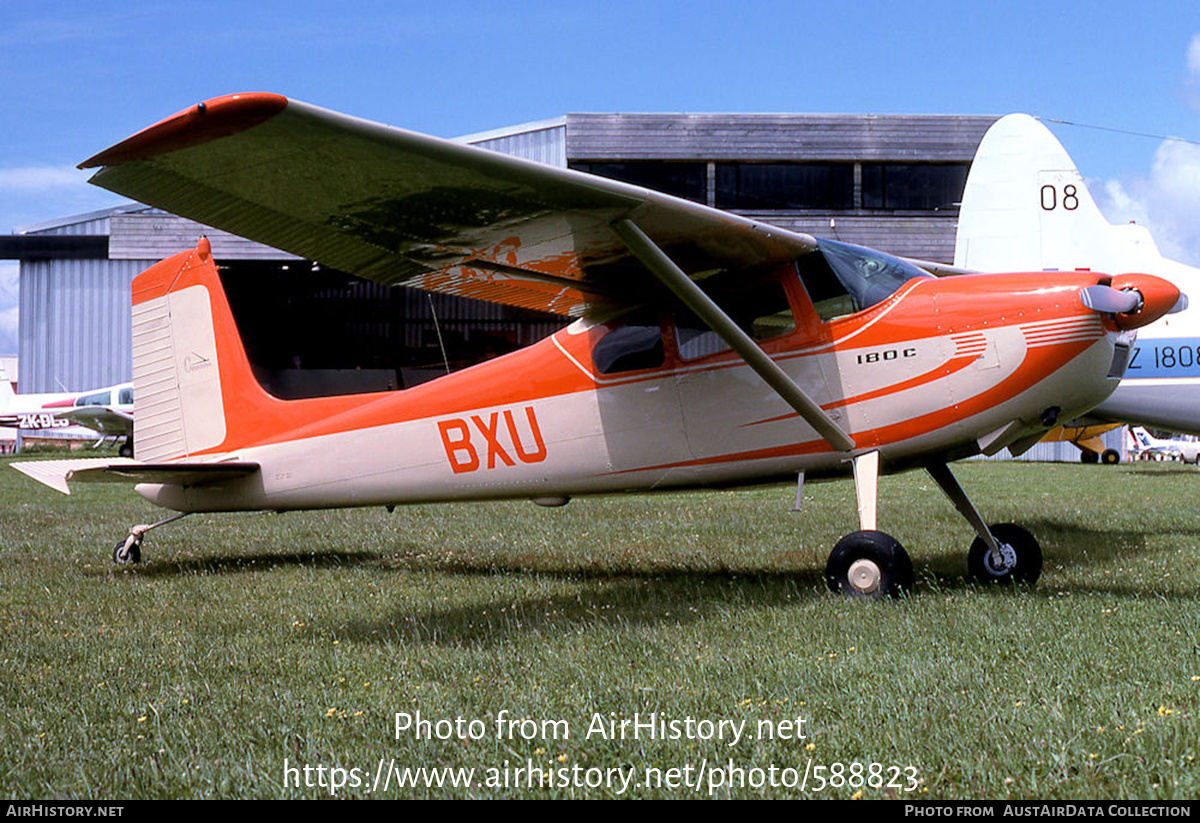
xmin=11 ymin=94 xmax=1186 ymax=598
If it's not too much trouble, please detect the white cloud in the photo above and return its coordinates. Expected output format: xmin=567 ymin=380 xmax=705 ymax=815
xmin=1187 ymin=33 xmax=1200 ymax=110
xmin=0 ymin=166 xmax=89 ymax=193
xmin=1093 ymin=138 xmax=1200 ymax=267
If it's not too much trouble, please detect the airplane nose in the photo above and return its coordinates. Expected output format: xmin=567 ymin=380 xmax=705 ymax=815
xmin=1079 ymin=273 xmax=1183 ymax=330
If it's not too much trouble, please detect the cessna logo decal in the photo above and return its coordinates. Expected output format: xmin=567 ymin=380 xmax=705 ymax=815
xmin=437 ymin=406 xmax=548 ymax=474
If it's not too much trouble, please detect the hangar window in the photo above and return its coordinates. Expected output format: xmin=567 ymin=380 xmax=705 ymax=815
xmin=796 ymin=239 xmax=932 ymax=322
xmin=569 ymin=161 xmax=707 ymax=203
xmin=674 ymin=279 xmax=794 ymax=360
xmin=715 ymin=163 xmax=854 ymax=210
xmin=861 ymin=163 xmax=969 ymax=210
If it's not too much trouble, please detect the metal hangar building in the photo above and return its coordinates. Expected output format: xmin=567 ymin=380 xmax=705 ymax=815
xmin=4 ymin=112 xmax=999 ymax=399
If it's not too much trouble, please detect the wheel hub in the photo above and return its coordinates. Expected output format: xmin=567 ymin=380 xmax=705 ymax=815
xmin=984 ymin=541 xmax=1018 ymax=575
xmin=847 ymin=558 xmax=882 ymax=594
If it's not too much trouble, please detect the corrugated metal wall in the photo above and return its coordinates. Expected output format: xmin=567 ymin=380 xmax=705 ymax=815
xmin=562 ymin=113 xmax=996 ymax=161
xmin=18 ymin=258 xmax=143 ymax=392
xmin=468 ymin=123 xmax=567 ymax=166
xmin=109 ymin=213 xmax=298 ymax=261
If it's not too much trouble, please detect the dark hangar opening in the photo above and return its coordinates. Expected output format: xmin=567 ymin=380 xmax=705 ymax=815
xmin=217 ymin=262 xmax=567 ymax=400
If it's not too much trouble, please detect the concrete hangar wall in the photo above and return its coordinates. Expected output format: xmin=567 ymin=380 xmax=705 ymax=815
xmin=8 ymin=111 xmax=1108 ymax=459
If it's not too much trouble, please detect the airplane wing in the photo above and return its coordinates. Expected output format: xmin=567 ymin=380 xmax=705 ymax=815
xmin=81 ymin=93 xmax=817 ymax=317
xmin=53 ymin=406 xmax=134 ymax=436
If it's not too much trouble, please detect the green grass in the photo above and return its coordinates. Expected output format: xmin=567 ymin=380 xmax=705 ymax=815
xmin=1 ymin=457 xmax=1197 ymax=799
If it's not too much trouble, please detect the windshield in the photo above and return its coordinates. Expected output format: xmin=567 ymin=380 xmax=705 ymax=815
xmin=798 ymin=238 xmax=933 ymax=321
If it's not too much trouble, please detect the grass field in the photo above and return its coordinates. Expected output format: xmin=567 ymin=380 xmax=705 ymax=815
xmin=1 ymin=455 xmax=1197 ymax=799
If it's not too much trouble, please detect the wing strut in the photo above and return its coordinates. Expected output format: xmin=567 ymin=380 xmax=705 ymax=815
xmin=611 ymin=218 xmax=856 ymax=452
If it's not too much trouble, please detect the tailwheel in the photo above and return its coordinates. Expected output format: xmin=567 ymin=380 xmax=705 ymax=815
xmin=967 ymin=523 xmax=1042 ymax=585
xmin=112 ymin=535 xmax=142 ymax=565
xmin=108 ymin=513 xmax=191 ymax=565
xmin=826 ymin=530 xmax=913 ymax=599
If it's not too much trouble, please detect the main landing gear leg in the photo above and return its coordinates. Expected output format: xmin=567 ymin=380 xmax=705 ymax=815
xmin=825 ymin=451 xmax=915 ymax=599
xmin=925 ymin=462 xmax=1042 ymax=585
xmin=112 ymin=512 xmax=191 ymax=565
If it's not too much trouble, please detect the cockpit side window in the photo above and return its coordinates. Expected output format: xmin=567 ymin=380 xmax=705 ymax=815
xmin=76 ymin=391 xmax=111 ymax=407
xmin=590 ymin=309 xmax=665 ymax=375
xmin=675 ymin=278 xmax=795 ymax=361
xmin=796 ymin=238 xmax=932 ymax=322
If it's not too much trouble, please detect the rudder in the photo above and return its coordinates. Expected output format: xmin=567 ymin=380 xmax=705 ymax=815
xmin=132 ymin=238 xmax=236 ymax=461
xmin=955 ymin=114 xmax=1160 ymax=273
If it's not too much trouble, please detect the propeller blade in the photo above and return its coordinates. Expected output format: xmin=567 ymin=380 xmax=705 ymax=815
xmin=1080 ymin=285 xmax=1142 ymax=314
xmin=1170 ymin=294 xmax=1189 ymax=314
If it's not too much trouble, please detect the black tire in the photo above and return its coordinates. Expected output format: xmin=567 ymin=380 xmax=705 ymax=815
xmin=967 ymin=523 xmax=1041 ymax=585
xmin=119 ymin=439 xmax=133 ymax=459
xmin=825 ymin=530 xmax=913 ymax=599
xmin=1080 ymin=450 xmax=1099 ymax=464
xmin=112 ymin=537 xmax=142 ymax=565
xmin=1100 ymin=449 xmax=1120 ymax=465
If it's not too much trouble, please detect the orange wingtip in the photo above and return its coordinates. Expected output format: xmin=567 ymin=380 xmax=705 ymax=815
xmin=79 ymin=93 xmax=289 ymax=169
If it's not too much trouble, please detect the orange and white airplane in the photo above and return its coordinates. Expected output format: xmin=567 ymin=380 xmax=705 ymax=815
xmin=10 ymin=94 xmax=1185 ymax=597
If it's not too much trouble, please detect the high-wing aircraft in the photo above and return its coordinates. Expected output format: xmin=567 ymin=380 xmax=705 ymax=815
xmin=955 ymin=113 xmax=1200 ymax=443
xmin=10 ymin=94 xmax=1185 ymax=598
xmin=0 ymin=375 xmax=135 ymax=456
xmin=1129 ymin=426 xmax=1200 ymax=463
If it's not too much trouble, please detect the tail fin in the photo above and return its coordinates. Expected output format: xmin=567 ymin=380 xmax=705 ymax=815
xmin=955 ymin=114 xmax=1163 ymax=273
xmin=132 ymin=238 xmax=241 ymax=461
xmin=132 ymin=237 xmax=367 ymax=461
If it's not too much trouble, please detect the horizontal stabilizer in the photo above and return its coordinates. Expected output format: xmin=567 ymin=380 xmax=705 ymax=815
xmin=11 ymin=458 xmax=259 ymax=495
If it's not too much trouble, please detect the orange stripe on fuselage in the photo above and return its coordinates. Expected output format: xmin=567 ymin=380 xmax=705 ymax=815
xmin=604 ymin=335 xmax=1100 ymax=476
xmin=744 ymin=354 xmax=982 ymax=428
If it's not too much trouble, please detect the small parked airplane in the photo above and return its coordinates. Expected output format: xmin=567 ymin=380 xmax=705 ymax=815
xmin=10 ymin=94 xmax=1185 ymax=597
xmin=956 ymin=113 xmax=1200 ymax=447
xmin=1129 ymin=426 xmax=1200 ymax=463
xmin=0 ymin=375 xmax=135 ymax=456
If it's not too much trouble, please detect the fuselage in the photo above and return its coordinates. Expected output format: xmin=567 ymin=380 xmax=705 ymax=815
xmin=135 ymin=268 xmax=1130 ymax=513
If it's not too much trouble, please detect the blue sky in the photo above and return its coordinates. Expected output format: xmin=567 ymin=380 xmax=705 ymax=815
xmin=2 ymin=0 xmax=1199 ymax=355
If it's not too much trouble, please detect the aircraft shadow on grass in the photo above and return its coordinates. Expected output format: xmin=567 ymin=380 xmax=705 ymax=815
xmin=128 ymin=550 xmax=384 ymax=578
xmin=118 ymin=516 xmax=1199 ymax=648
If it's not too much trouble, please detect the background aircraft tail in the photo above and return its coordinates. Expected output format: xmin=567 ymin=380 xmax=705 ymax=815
xmin=1131 ymin=427 xmax=1153 ymax=449
xmin=955 ymin=114 xmax=1163 ymax=274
